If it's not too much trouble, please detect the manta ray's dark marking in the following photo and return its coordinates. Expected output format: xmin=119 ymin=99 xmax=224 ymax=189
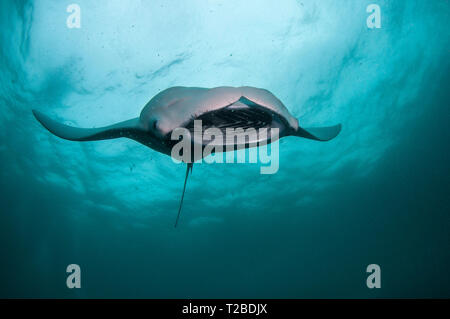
xmin=32 ymin=86 xmax=342 ymax=227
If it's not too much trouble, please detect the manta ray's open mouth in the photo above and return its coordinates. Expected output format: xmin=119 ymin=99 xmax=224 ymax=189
xmin=184 ymin=96 xmax=288 ymax=135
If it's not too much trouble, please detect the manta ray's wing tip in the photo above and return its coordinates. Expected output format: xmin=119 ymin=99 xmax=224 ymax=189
xmin=32 ymin=109 xmax=43 ymax=121
xmin=296 ymin=123 xmax=342 ymax=141
xmin=32 ymin=109 xmax=54 ymax=131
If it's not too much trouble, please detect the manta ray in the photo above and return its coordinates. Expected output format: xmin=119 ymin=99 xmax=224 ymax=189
xmin=33 ymin=86 xmax=341 ymax=226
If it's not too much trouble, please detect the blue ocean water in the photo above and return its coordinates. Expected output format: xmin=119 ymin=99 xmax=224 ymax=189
xmin=0 ymin=0 xmax=449 ymax=298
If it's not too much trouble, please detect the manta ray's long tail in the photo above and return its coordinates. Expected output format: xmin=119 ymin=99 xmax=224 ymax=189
xmin=174 ymin=163 xmax=193 ymax=227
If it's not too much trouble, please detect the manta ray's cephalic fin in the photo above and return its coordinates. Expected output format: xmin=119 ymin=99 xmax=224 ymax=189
xmin=174 ymin=163 xmax=193 ymax=227
xmin=295 ymin=124 xmax=342 ymax=142
xmin=32 ymin=110 xmax=141 ymax=142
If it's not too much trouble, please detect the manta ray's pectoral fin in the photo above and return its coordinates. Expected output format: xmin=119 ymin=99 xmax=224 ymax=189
xmin=174 ymin=163 xmax=193 ymax=228
xmin=295 ymin=124 xmax=342 ymax=142
xmin=32 ymin=110 xmax=142 ymax=142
